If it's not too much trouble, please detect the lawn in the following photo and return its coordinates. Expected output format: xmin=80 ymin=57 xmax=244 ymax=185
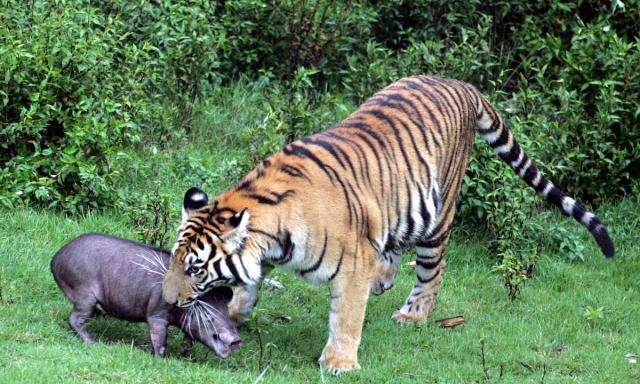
xmin=0 ymin=196 xmax=638 ymax=383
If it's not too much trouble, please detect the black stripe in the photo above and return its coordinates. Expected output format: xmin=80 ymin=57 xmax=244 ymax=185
xmin=386 ymin=92 xmax=434 ymax=157
xmin=283 ymin=143 xmax=355 ymax=224
xmin=236 ymin=254 xmax=251 ymax=283
xmin=328 ymin=248 xmax=345 ymax=281
xmin=418 ymin=227 xmax=451 ymax=248
xmin=513 ymin=154 xmax=530 ymax=175
xmin=225 ymin=256 xmax=243 ymax=284
xmin=302 ymin=137 xmax=347 ymax=169
xmin=424 ymin=76 xmax=465 ymax=122
xmin=271 ymin=189 xmax=295 ymax=201
xmin=432 ymin=186 xmax=441 ymax=214
xmin=490 ymin=127 xmax=510 ymax=149
xmin=345 ymin=118 xmax=400 ymax=188
xmin=414 ymin=77 xmax=458 ymax=130
xmin=416 ymin=256 xmax=442 ymax=269
xmin=245 ymin=189 xmax=294 ymax=205
xmin=571 ymin=204 xmax=587 ymax=223
xmin=300 ymin=231 xmax=328 ymax=276
xmin=279 ymin=164 xmax=309 ymax=180
xmin=534 ymin=178 xmax=549 ymax=194
xmin=277 ymin=232 xmax=295 ymax=264
xmin=522 ymin=164 xmax=540 ymax=187
xmin=207 ymin=244 xmax=218 ymax=259
xmin=283 ymin=144 xmax=335 ymax=183
xmin=402 ymin=179 xmax=416 ymax=243
xmin=235 ymin=178 xmax=254 ymax=192
xmin=497 ymin=142 xmax=521 ymax=164
xmin=344 ymin=119 xmax=394 ymax=157
xmin=353 ymin=131 xmax=387 ymax=194
xmin=310 ymin=136 xmax=361 ymax=183
xmin=368 ymin=95 xmax=432 ymax=172
xmin=419 ymin=188 xmax=431 ymax=235
xmin=245 ymin=193 xmax=279 ymax=205
xmin=361 ymin=109 xmax=416 ymax=182
xmin=212 ymin=259 xmax=223 ymax=278
xmin=405 ymin=80 xmax=446 ymax=149
xmin=325 ymin=131 xmax=374 ymax=189
xmin=546 ymin=187 xmax=566 ymax=215
xmin=417 ymin=268 xmax=441 ymax=284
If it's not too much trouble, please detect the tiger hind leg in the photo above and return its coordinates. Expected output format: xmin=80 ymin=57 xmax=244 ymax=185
xmin=369 ymin=250 xmax=400 ymax=296
xmin=392 ymin=231 xmax=450 ymax=324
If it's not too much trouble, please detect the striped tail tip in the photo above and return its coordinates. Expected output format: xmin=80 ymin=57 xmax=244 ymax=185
xmin=476 ymin=105 xmax=615 ymax=258
xmin=591 ymin=222 xmax=615 ymax=257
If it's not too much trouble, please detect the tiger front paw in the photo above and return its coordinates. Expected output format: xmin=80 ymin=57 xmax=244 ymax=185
xmin=318 ymin=344 xmax=361 ymax=375
xmin=228 ymin=286 xmax=258 ymax=326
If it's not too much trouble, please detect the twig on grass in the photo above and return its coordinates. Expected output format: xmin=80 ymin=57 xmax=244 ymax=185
xmin=480 ymin=339 xmax=490 ymax=381
xmin=520 ymin=361 xmax=534 ymax=373
xmin=436 ymin=316 xmax=465 ymax=328
xmin=254 ymin=315 xmax=265 ymax=372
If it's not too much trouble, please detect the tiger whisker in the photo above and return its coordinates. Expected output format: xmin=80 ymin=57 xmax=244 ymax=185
xmin=192 ymin=302 xmax=211 ymax=337
xmin=197 ymin=298 xmax=223 ymax=316
xmin=194 ymin=304 xmax=204 ymax=338
xmin=133 ymin=253 xmax=164 ymax=272
xmin=149 ymin=250 xmax=169 ymax=272
xmin=135 ymin=252 xmax=167 ymax=275
xmin=186 ymin=307 xmax=194 ymax=339
xmin=196 ymin=300 xmax=218 ymax=335
xmin=181 ymin=307 xmax=189 ymax=336
xmin=130 ymin=260 xmax=165 ymax=277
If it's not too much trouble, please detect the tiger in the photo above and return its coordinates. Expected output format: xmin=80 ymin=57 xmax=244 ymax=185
xmin=162 ymin=75 xmax=614 ymax=374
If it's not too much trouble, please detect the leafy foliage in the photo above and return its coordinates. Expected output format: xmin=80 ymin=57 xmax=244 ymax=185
xmin=123 ymin=181 xmax=174 ymax=250
xmin=1 ymin=1 xmax=637 ymax=286
xmin=0 ymin=1 xmax=145 ymax=212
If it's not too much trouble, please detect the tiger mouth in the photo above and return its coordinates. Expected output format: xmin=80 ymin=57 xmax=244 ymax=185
xmin=177 ymin=298 xmax=197 ymax=308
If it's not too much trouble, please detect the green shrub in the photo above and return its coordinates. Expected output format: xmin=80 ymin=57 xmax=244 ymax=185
xmin=1 ymin=0 xmax=637 ymax=251
xmin=123 ymin=181 xmax=174 ymax=249
xmin=95 ymin=0 xmax=224 ymax=134
xmin=0 ymin=1 xmax=145 ymax=212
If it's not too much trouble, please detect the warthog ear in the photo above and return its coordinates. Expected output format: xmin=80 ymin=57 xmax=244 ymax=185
xmin=182 ymin=187 xmax=208 ymax=222
xmin=221 ymin=208 xmax=250 ymax=252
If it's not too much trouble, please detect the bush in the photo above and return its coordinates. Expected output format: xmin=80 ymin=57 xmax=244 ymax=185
xmin=1 ymin=0 xmax=637 ymax=248
xmin=0 ymin=1 xmax=145 ymax=212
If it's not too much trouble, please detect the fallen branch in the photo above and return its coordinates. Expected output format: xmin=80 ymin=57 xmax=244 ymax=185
xmin=436 ymin=316 xmax=465 ymax=328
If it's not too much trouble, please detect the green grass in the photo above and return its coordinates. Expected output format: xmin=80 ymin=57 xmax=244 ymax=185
xmin=1 ymin=198 xmax=638 ymax=383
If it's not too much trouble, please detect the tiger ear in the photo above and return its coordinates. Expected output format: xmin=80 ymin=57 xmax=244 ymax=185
xmin=221 ymin=208 xmax=250 ymax=252
xmin=182 ymin=187 xmax=208 ymax=222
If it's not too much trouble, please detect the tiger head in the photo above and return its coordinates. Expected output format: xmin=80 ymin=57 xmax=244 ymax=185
xmin=162 ymin=187 xmax=260 ymax=308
